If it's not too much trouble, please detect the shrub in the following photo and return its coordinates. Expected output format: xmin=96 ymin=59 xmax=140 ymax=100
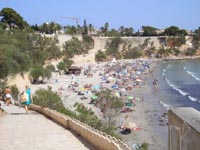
xmin=124 ymin=48 xmax=142 ymax=59
xmin=63 ymin=37 xmax=83 ymax=57
xmin=30 ymin=65 xmax=51 ymax=83
xmin=33 ymin=88 xmax=65 ymax=110
xmin=167 ymin=36 xmax=186 ymax=48
xmin=185 ymin=48 xmax=197 ymax=56
xmin=63 ymin=58 xmax=74 ymax=68
xmin=105 ymin=37 xmax=122 ymax=58
xmin=95 ymin=50 xmax=107 ymax=61
xmin=10 ymin=85 xmax=19 ymax=100
xmin=192 ymin=35 xmax=200 ymax=49
xmin=82 ymin=34 xmax=94 ymax=50
xmin=57 ymin=61 xmax=67 ymax=72
xmin=46 ymin=64 xmax=55 ymax=72
xmin=173 ymin=48 xmax=180 ymax=56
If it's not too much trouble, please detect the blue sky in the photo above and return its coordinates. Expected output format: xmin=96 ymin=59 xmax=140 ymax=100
xmin=0 ymin=0 xmax=199 ymax=31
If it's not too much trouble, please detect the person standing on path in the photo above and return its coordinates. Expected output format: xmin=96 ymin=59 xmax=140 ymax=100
xmin=5 ymin=86 xmax=12 ymax=106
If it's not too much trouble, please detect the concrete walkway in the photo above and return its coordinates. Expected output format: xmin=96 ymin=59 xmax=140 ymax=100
xmin=0 ymin=101 xmax=94 ymax=150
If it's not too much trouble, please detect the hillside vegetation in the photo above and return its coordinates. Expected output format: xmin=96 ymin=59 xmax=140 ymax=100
xmin=0 ymin=7 xmax=200 ymax=84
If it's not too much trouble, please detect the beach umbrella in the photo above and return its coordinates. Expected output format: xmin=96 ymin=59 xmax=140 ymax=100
xmin=91 ymin=95 xmax=98 ymax=100
xmin=93 ymin=85 xmax=100 ymax=90
xmin=121 ymin=88 xmax=126 ymax=92
xmin=80 ymin=88 xmax=87 ymax=91
xmin=107 ymin=77 xmax=114 ymax=81
xmin=136 ymin=78 xmax=142 ymax=82
xmin=128 ymin=96 xmax=134 ymax=100
xmin=112 ymin=84 xmax=118 ymax=89
xmin=123 ymin=122 xmax=137 ymax=130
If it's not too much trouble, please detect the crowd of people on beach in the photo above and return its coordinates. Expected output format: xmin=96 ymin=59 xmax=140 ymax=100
xmin=53 ymin=59 xmax=154 ymax=133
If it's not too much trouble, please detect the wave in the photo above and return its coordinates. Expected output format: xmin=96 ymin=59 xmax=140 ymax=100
xmin=165 ymin=77 xmax=199 ymax=102
xmin=188 ymin=96 xmax=198 ymax=102
xmin=184 ymin=66 xmax=200 ymax=82
xmin=159 ymin=101 xmax=170 ymax=110
xmin=162 ymin=68 xmax=166 ymax=77
xmin=165 ymin=78 xmax=188 ymax=96
xmin=162 ymin=64 xmax=172 ymax=77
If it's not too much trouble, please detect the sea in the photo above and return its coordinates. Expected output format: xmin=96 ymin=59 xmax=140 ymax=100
xmin=155 ymin=59 xmax=200 ymax=111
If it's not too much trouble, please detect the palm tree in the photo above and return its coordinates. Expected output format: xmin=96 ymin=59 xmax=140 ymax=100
xmin=126 ymin=27 xmax=134 ymax=36
xmin=104 ymin=22 xmax=109 ymax=36
xmin=88 ymin=24 xmax=94 ymax=35
xmin=119 ymin=26 xmax=125 ymax=36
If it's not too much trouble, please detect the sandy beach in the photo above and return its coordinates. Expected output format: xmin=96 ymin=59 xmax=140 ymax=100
xmin=7 ymin=58 xmax=168 ymax=150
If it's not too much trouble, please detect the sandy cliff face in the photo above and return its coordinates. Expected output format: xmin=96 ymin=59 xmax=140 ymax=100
xmin=57 ymin=34 xmax=192 ymax=51
xmin=7 ymin=73 xmax=31 ymax=92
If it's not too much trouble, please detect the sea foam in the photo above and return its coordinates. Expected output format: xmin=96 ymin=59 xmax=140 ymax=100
xmin=165 ymin=77 xmax=199 ymax=102
xmin=184 ymin=66 xmax=200 ymax=82
xmin=159 ymin=101 xmax=170 ymax=110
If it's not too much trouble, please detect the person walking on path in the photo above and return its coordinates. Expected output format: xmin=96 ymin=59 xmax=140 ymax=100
xmin=20 ymin=85 xmax=32 ymax=114
xmin=25 ymin=85 xmax=32 ymax=104
xmin=153 ymin=78 xmax=158 ymax=93
xmin=20 ymin=91 xmax=29 ymax=114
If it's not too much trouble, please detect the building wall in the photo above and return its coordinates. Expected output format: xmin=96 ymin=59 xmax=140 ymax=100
xmin=168 ymin=107 xmax=200 ymax=150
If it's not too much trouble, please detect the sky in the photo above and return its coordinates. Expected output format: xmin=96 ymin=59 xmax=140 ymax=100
xmin=0 ymin=0 xmax=199 ymax=31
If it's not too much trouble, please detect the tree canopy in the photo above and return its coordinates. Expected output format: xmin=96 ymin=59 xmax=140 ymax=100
xmin=142 ymin=26 xmax=157 ymax=36
xmin=0 ymin=7 xmax=28 ymax=29
xmin=164 ymin=26 xmax=187 ymax=36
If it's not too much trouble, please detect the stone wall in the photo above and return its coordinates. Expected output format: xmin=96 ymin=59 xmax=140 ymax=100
xmin=168 ymin=107 xmax=200 ymax=150
xmin=29 ymin=104 xmax=130 ymax=150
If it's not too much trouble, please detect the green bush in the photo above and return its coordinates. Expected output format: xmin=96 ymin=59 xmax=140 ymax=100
xmin=185 ymin=48 xmax=197 ymax=56
xmin=33 ymin=88 xmax=76 ymax=117
xmin=33 ymin=88 xmax=65 ymax=110
xmin=74 ymin=103 xmax=102 ymax=128
xmin=105 ymin=37 xmax=122 ymax=58
xmin=173 ymin=48 xmax=180 ymax=56
xmin=95 ymin=50 xmax=107 ymax=61
xmin=10 ymin=85 xmax=19 ymax=100
xmin=57 ymin=61 xmax=67 ymax=72
xmin=63 ymin=37 xmax=83 ymax=57
xmin=192 ymin=35 xmax=200 ymax=49
xmin=46 ymin=64 xmax=55 ymax=72
xmin=32 ymin=88 xmax=120 ymax=138
xmin=82 ymin=34 xmax=94 ymax=50
xmin=124 ymin=49 xmax=142 ymax=59
xmin=63 ymin=58 xmax=74 ymax=68
xmin=30 ymin=65 xmax=51 ymax=83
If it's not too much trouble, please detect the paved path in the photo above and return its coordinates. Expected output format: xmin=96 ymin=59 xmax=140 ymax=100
xmin=0 ymin=101 xmax=94 ymax=150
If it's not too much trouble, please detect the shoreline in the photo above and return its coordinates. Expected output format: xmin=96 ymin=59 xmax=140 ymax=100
xmin=160 ymin=55 xmax=200 ymax=61
xmin=117 ymin=61 xmax=168 ymax=149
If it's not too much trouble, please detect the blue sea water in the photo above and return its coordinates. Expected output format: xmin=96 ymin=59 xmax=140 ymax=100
xmin=155 ymin=59 xmax=200 ymax=111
